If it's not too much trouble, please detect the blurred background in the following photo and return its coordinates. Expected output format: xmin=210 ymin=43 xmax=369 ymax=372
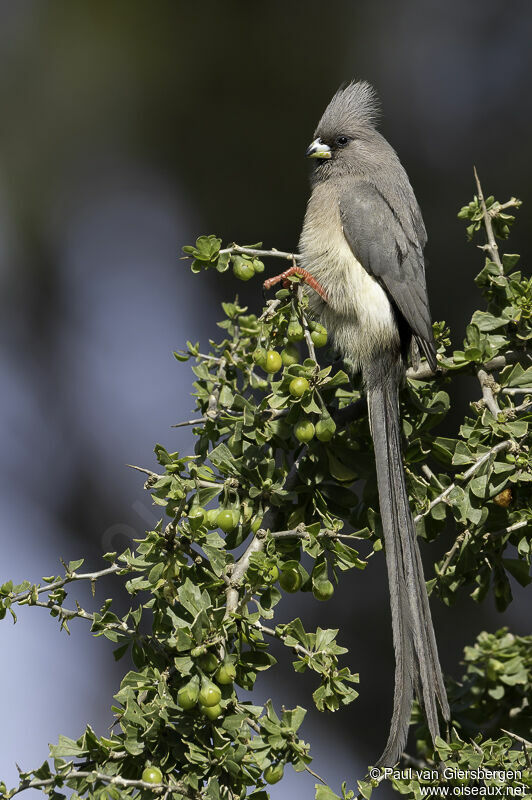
xmin=1 ymin=2 xmax=531 ymax=798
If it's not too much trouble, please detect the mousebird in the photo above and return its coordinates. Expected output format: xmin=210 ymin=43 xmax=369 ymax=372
xmin=264 ymin=80 xmax=450 ymax=766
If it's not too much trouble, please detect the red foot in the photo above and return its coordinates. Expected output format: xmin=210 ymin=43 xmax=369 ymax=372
xmin=263 ymin=266 xmax=328 ymax=303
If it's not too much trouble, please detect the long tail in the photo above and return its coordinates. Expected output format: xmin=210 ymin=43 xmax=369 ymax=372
xmin=366 ymin=358 xmax=450 ymax=767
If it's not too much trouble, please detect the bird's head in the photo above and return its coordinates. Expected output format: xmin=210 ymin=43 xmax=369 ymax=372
xmin=306 ymin=80 xmax=392 ymax=180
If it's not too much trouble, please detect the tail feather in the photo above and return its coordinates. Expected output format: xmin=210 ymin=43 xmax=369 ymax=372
xmin=368 ymin=366 xmax=449 ymax=766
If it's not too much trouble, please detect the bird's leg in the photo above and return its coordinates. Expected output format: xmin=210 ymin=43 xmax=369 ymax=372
xmin=263 ymin=266 xmax=328 ymax=303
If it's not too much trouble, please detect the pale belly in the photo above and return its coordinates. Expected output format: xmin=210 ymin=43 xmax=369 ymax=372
xmin=299 ymin=191 xmax=399 ymax=371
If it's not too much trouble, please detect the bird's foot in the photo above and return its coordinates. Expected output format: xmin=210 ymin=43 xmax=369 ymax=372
xmin=263 ymin=266 xmax=328 ymax=303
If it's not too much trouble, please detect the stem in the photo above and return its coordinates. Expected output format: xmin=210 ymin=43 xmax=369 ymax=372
xmin=219 ymin=244 xmax=300 ymax=262
xmin=473 ymin=166 xmax=504 ymax=273
xmin=414 ymin=439 xmax=513 ymax=523
xmin=11 ymin=563 xmax=122 ymax=606
xmin=477 ymin=368 xmax=501 ymax=417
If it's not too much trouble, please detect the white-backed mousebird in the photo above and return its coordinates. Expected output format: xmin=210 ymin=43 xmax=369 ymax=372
xmin=264 ymin=81 xmax=450 ymax=766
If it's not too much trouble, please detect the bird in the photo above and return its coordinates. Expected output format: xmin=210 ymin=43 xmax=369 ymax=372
xmin=264 ymin=81 xmax=450 ymax=766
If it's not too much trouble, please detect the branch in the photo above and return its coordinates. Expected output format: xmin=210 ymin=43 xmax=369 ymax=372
xmin=296 ymin=283 xmax=317 ymax=362
xmin=270 ymin=527 xmax=367 ymax=544
xmin=255 ymin=621 xmax=314 ymax=659
xmin=11 ymin=563 xmax=122 ymax=606
xmin=473 ymin=166 xmax=504 ymax=273
xmin=6 ymin=768 xmax=200 ymax=799
xmin=219 ymin=244 xmax=300 ymax=262
xmin=406 ymin=349 xmax=531 ymax=382
xmin=414 ymin=439 xmax=514 ymax=523
xmin=477 ymin=368 xmax=501 ymax=417
xmin=502 ymin=387 xmax=532 ymax=396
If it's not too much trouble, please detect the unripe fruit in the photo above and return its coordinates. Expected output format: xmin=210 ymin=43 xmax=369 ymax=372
xmin=206 ymin=508 xmax=221 ymax=528
xmin=294 ymin=419 xmax=315 ymax=443
xmin=178 ymin=678 xmax=200 ymax=710
xmin=279 ymin=567 xmax=302 ymax=593
xmin=198 ymin=652 xmax=219 ymax=674
xmin=142 ymin=767 xmax=163 ymax=784
xmin=281 ymin=343 xmax=299 ymax=366
xmin=217 ymin=509 xmax=238 ymax=533
xmin=215 ymin=662 xmax=237 ymax=685
xmin=310 ymin=323 xmax=328 ymax=348
xmin=253 ymin=347 xmax=268 ymax=368
xmin=313 ymin=580 xmax=334 ymax=601
xmin=200 ymin=702 xmax=222 ymax=720
xmin=315 ymin=417 xmax=336 ymax=442
xmin=233 ymin=256 xmax=255 ymax=281
xmin=287 ymin=321 xmax=304 ymax=341
xmin=188 ymin=507 xmax=206 ymax=523
xmin=264 ymin=350 xmax=282 ymax=374
xmin=289 ymin=377 xmax=309 ymax=398
xmin=264 ymin=763 xmax=284 ymax=784
xmin=199 ymin=679 xmax=222 ymax=707
xmin=253 ymin=258 xmax=265 ymax=274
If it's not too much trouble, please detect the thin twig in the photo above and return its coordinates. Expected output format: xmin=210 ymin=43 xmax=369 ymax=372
xmin=172 ymin=417 xmax=208 ymax=428
xmin=485 ymin=519 xmax=528 ymax=540
xmin=502 ymin=387 xmax=532 ymax=396
xmin=414 ymin=439 xmax=513 ymax=523
xmin=296 ymin=284 xmax=317 ymax=362
xmin=256 ymin=622 xmax=314 ymax=659
xmin=219 ymin=244 xmax=300 ymax=262
xmin=406 ymin=349 xmax=531 ymax=382
xmin=440 ymin=530 xmax=470 ymax=575
xmin=473 ymin=166 xmax=504 ymax=273
xmin=11 ymin=563 xmax=122 ymax=605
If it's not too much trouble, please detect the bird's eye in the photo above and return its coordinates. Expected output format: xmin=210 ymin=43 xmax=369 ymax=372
xmin=335 ymin=135 xmax=349 ymax=147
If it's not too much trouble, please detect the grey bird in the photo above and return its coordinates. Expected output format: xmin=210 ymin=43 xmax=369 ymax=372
xmin=275 ymin=81 xmax=450 ymax=765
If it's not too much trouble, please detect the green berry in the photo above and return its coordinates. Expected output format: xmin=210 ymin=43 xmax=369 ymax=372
xmin=217 ymin=509 xmax=238 ymax=533
xmin=294 ymin=419 xmax=315 ymax=443
xmin=215 ymin=662 xmax=237 ymax=685
xmin=279 ymin=568 xmax=302 ymax=593
xmin=200 ymin=702 xmax=222 ymax=720
xmin=253 ymin=347 xmax=268 ymax=368
xmin=233 ymin=256 xmax=255 ymax=281
xmin=289 ymin=377 xmax=309 ymax=397
xmin=198 ymin=652 xmax=219 ymax=674
xmin=310 ymin=323 xmax=328 ymax=348
xmin=177 ymin=678 xmax=200 ymax=710
xmin=142 ymin=766 xmax=163 ymax=784
xmin=315 ymin=417 xmax=336 ymax=442
xmin=206 ymin=508 xmax=221 ymax=528
xmin=287 ymin=321 xmax=304 ymax=341
xmin=253 ymin=258 xmax=265 ymax=274
xmin=264 ymin=763 xmax=284 ymax=784
xmin=188 ymin=506 xmax=206 ymax=524
xmin=264 ymin=350 xmax=282 ymax=374
xmin=281 ymin=343 xmax=300 ymax=366
xmin=313 ymin=580 xmax=334 ymax=601
xmin=199 ymin=679 xmax=222 ymax=707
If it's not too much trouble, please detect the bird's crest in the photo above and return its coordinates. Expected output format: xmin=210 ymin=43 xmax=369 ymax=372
xmin=316 ymin=80 xmax=380 ymax=135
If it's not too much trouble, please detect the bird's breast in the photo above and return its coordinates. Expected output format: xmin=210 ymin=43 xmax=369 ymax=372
xmin=298 ymin=185 xmax=399 ymax=369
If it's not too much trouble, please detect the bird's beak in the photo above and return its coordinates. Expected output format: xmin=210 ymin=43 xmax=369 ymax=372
xmin=305 ymin=138 xmax=332 ymax=159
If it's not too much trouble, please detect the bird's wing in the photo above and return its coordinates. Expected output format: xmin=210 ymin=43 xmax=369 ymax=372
xmin=339 ymin=181 xmax=436 ymax=365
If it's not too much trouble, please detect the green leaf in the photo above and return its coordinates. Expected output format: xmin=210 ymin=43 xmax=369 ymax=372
xmin=316 ymin=786 xmax=341 ymax=800
xmin=502 ymin=558 xmax=531 ymax=587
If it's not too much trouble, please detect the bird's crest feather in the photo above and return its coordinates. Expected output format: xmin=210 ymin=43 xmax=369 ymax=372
xmin=316 ymin=80 xmax=380 ymax=135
